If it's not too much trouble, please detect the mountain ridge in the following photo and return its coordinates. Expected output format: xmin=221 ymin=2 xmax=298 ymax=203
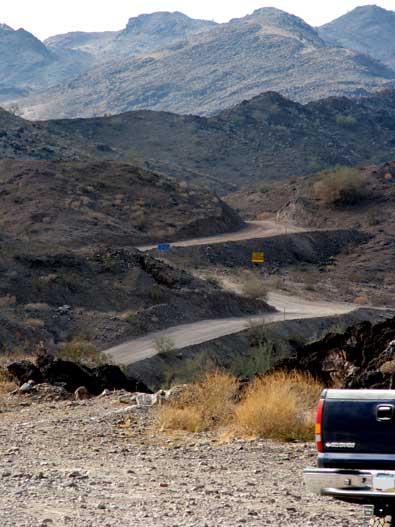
xmin=319 ymin=5 xmax=395 ymax=70
xmin=2 ymin=89 xmax=395 ymax=192
xmin=2 ymin=7 xmax=395 ymax=119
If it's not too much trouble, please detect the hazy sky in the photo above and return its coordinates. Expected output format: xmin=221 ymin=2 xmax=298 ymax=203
xmin=2 ymin=1 xmax=394 ymax=40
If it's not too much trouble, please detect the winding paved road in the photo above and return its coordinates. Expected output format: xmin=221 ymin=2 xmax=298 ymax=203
xmin=105 ymin=292 xmax=358 ymax=365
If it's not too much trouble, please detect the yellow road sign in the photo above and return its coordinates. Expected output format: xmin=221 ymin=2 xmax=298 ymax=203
xmin=252 ymin=251 xmax=265 ymax=264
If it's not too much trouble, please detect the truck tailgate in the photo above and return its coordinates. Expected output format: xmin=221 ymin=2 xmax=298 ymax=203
xmin=320 ymin=389 xmax=395 ymax=469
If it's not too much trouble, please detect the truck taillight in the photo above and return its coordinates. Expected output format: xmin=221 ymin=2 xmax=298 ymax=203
xmin=315 ymin=398 xmax=324 ymax=452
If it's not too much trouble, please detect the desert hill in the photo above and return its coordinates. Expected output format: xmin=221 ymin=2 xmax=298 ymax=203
xmin=319 ymin=5 xmax=395 ymax=70
xmin=0 ymin=159 xmax=269 ymax=354
xmin=2 ymin=8 xmax=395 ymax=119
xmin=2 ymin=90 xmax=395 ymax=192
xmin=226 ymin=161 xmax=395 ymax=306
xmin=0 ymin=160 xmax=243 ymax=248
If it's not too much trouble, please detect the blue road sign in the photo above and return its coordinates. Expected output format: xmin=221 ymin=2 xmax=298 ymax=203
xmin=157 ymin=243 xmax=171 ymax=252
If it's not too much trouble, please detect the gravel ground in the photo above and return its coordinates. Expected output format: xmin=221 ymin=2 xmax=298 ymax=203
xmin=0 ymin=393 xmax=363 ymax=527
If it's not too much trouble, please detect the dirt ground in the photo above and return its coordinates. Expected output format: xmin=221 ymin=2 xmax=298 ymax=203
xmin=0 ymin=392 xmax=364 ymax=527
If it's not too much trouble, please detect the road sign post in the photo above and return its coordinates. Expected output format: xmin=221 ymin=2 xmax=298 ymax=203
xmin=251 ymin=251 xmax=265 ymax=264
xmin=157 ymin=243 xmax=171 ymax=252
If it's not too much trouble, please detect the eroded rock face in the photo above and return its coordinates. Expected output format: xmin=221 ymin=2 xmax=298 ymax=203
xmin=7 ymin=355 xmax=151 ymax=395
xmin=276 ymin=317 xmax=395 ymax=388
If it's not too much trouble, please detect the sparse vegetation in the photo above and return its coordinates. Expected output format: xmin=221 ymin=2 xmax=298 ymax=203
xmin=157 ymin=370 xmax=322 ymax=441
xmin=154 ymin=336 xmax=176 ymax=357
xmin=335 ymin=115 xmax=357 ymax=127
xmin=313 ymin=167 xmax=367 ymax=207
xmin=240 ymin=270 xmax=267 ymax=300
xmin=24 ymin=318 xmax=45 ymax=328
xmin=57 ymin=337 xmax=110 ymax=367
xmin=119 ymin=309 xmax=140 ymax=322
xmin=157 ymin=371 xmax=239 ymax=433
xmin=235 ymin=371 xmax=322 ymax=441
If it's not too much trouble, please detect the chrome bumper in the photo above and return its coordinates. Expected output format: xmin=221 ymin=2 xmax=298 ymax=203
xmin=304 ymin=469 xmax=395 ymax=501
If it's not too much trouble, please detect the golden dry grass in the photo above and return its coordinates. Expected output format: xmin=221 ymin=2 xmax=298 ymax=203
xmin=157 ymin=371 xmax=239 ymax=433
xmin=234 ymin=371 xmax=322 ymax=441
xmin=157 ymin=370 xmax=322 ymax=442
xmin=240 ymin=270 xmax=267 ymax=300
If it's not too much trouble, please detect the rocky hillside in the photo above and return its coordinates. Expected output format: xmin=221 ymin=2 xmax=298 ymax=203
xmin=0 ymin=159 xmax=261 ymax=353
xmin=2 ymin=90 xmax=395 ymax=192
xmin=44 ymin=90 xmax=395 ymax=190
xmin=0 ymin=24 xmax=89 ymax=102
xmin=226 ymin=161 xmax=395 ymax=305
xmin=45 ymin=12 xmax=216 ymax=62
xmin=0 ymin=160 xmax=243 ymax=248
xmin=4 ymin=8 xmax=395 ymax=119
xmin=319 ymin=5 xmax=395 ymax=70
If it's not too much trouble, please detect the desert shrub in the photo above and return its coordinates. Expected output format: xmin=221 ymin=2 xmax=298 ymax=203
xmin=234 ymin=371 xmax=322 ymax=441
xmin=154 ymin=336 xmax=176 ymax=356
xmin=313 ymin=167 xmax=367 ymax=207
xmin=57 ymin=337 xmax=110 ymax=367
xmin=256 ymin=182 xmax=272 ymax=194
xmin=119 ymin=309 xmax=139 ymax=322
xmin=354 ymin=295 xmax=369 ymax=305
xmin=24 ymin=303 xmax=50 ymax=311
xmin=335 ymin=115 xmax=357 ymax=127
xmin=157 ymin=371 xmax=240 ymax=433
xmin=0 ymin=295 xmax=16 ymax=308
xmin=240 ymin=271 xmax=267 ymax=300
xmin=24 ymin=318 xmax=45 ymax=328
xmin=148 ymin=284 xmax=163 ymax=301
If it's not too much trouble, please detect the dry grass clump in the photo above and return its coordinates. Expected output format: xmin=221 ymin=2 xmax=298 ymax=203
xmin=240 ymin=270 xmax=267 ymax=300
xmin=157 ymin=370 xmax=322 ymax=442
xmin=24 ymin=318 xmax=45 ymax=328
xmin=354 ymin=295 xmax=369 ymax=305
xmin=157 ymin=371 xmax=240 ymax=433
xmin=0 ymin=367 xmax=17 ymax=394
xmin=314 ymin=167 xmax=367 ymax=207
xmin=235 ymin=371 xmax=322 ymax=441
xmin=57 ymin=337 xmax=110 ymax=367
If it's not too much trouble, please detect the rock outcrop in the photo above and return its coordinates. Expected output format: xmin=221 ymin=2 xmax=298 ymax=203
xmin=7 ymin=355 xmax=151 ymax=395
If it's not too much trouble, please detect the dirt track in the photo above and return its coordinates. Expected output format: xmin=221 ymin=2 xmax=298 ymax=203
xmin=137 ymin=220 xmax=306 ymax=251
xmin=105 ymin=292 xmax=357 ymax=365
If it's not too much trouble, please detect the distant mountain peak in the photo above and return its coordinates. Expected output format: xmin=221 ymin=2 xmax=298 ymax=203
xmin=319 ymin=4 xmax=395 ymax=70
xmin=0 ymin=23 xmax=13 ymax=32
xmin=239 ymin=6 xmax=324 ymax=47
xmin=123 ymin=11 xmax=216 ymax=33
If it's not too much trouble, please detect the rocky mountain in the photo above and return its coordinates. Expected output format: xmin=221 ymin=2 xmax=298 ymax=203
xmin=0 ymin=24 xmax=89 ymax=102
xmin=45 ymin=12 xmax=216 ymax=64
xmin=319 ymin=5 xmax=395 ymax=70
xmin=2 ymin=8 xmax=395 ymax=119
xmin=2 ymin=90 xmax=395 ymax=192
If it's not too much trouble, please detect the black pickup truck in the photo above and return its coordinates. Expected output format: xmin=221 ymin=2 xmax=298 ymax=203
xmin=304 ymin=389 xmax=395 ymax=526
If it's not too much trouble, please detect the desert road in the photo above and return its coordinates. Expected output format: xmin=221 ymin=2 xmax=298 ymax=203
xmin=137 ymin=219 xmax=306 ymax=251
xmin=105 ymin=292 xmax=359 ymax=365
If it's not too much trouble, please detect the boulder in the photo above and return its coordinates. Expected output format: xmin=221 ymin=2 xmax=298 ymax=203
xmin=7 ymin=360 xmax=43 ymax=386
